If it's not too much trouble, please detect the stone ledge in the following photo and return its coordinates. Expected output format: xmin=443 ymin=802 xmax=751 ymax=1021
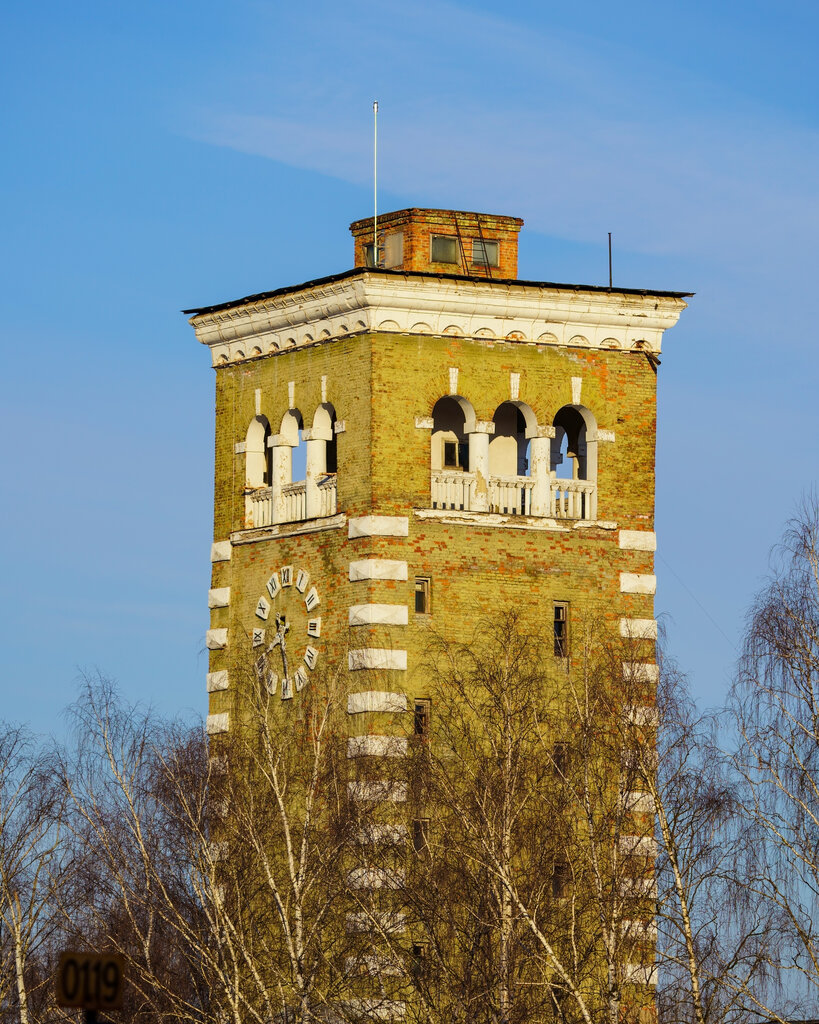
xmin=231 ymin=512 xmax=346 ymax=545
xmin=414 ymin=508 xmax=617 ymax=532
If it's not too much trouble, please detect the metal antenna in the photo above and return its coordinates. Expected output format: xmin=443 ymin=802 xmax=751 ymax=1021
xmin=608 ymin=232 xmax=612 ymax=288
xmin=373 ymin=101 xmax=378 ymax=267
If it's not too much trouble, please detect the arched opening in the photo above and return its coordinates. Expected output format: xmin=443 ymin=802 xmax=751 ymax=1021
xmin=308 ymin=404 xmax=338 ymax=518
xmin=490 ymin=402 xmax=533 ymax=477
xmin=431 ymin=396 xmax=471 ymax=471
xmin=245 ymin=416 xmax=270 ymax=488
xmin=551 ymin=405 xmax=598 ymax=520
xmin=280 ymin=409 xmax=306 ymax=483
xmin=430 ymin=396 xmax=476 ymax=510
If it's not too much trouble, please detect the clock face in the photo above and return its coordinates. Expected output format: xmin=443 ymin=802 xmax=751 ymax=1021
xmin=251 ymin=564 xmax=321 ymax=700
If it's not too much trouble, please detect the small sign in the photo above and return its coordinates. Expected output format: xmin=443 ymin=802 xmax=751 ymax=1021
xmin=56 ymin=952 xmax=125 ymax=1011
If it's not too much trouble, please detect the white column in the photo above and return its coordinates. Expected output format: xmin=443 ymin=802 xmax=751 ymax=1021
xmin=303 ymin=430 xmax=325 ymax=519
xmin=468 ymin=420 xmax=494 ymax=512
xmin=269 ymin=434 xmax=293 ymax=524
xmin=529 ymin=428 xmax=554 ymax=516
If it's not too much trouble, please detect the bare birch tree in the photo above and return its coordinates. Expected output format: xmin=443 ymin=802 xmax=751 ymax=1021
xmin=0 ymin=724 xmax=69 ymax=1024
xmin=730 ymin=496 xmax=819 ymax=1019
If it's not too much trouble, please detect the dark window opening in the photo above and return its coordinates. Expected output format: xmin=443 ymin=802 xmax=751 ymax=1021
xmin=553 ymin=741 xmax=569 ymax=777
xmin=554 ymin=602 xmax=569 ymax=657
xmin=415 ymin=577 xmax=431 ymax=615
xmin=443 ymin=441 xmax=469 ymax=470
xmin=363 ymin=243 xmax=377 ymax=267
xmin=414 ymin=698 xmax=431 ymax=737
xmin=325 ymin=431 xmax=338 ymax=474
xmin=552 ymin=860 xmax=570 ymax=898
xmin=472 ymin=238 xmax=499 ymax=267
xmin=430 ymin=234 xmax=459 ymax=264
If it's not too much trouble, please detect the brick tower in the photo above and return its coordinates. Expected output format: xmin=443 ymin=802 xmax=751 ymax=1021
xmin=187 ymin=207 xmax=689 ymax=1015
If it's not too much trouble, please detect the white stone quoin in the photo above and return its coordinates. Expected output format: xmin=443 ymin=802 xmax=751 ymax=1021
xmin=348 ymin=604 xmax=409 ymax=626
xmin=619 ymin=530 xmax=657 ymax=551
xmin=622 ymin=662 xmax=660 ymax=684
xmin=208 ymin=587 xmax=230 ymax=608
xmin=206 ymin=713 xmax=230 ymax=735
xmin=347 ymin=735 xmax=408 ymax=758
xmin=348 ymin=781 xmax=408 ymax=803
xmin=347 ymin=691 xmax=408 ymax=714
xmin=206 ymin=670 xmax=229 ymax=692
xmin=206 ymin=628 xmax=228 ymax=650
xmin=210 ymin=540 xmax=231 ymax=562
xmin=348 ymin=516 xmax=409 ymax=538
xmin=619 ymin=617 xmax=658 ymax=639
xmin=620 ymin=572 xmax=657 ymax=595
xmin=349 ymin=559 xmax=408 ymax=582
xmin=348 ymin=649 xmax=408 ymax=671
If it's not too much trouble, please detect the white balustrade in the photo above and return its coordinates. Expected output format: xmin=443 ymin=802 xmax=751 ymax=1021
xmin=551 ymin=478 xmax=596 ymax=520
xmin=247 ymin=487 xmax=272 ymax=527
xmin=430 ymin=472 xmax=596 ymax=520
xmin=317 ymin=474 xmax=337 ymax=517
xmin=431 ymin=470 xmax=476 ymax=511
xmin=282 ymin=481 xmax=307 ymax=522
xmin=489 ymin=476 xmax=533 ymax=515
xmin=246 ymin=476 xmax=335 ymax=528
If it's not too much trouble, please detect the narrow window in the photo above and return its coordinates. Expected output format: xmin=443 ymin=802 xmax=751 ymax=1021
xmin=430 ymin=234 xmax=459 ymax=264
xmin=443 ymin=440 xmax=469 ymax=470
xmin=553 ymin=602 xmax=569 ymax=657
xmin=552 ymin=859 xmax=570 ymax=898
xmin=553 ymin=741 xmax=569 ymax=777
xmin=414 ymin=698 xmax=431 ymax=738
xmin=410 ymin=943 xmax=427 ymax=978
xmin=384 ymin=231 xmax=404 ymax=268
xmin=363 ymin=243 xmax=377 ymax=267
xmin=471 ymin=238 xmax=499 ymax=267
xmin=415 ymin=577 xmax=431 ymax=615
xmin=412 ymin=818 xmax=430 ymax=856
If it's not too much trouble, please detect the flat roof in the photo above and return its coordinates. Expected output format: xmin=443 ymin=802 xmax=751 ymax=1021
xmin=183 ymin=267 xmax=693 ymax=317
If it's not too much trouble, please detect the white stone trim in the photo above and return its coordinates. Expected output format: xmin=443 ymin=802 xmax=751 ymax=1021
xmin=619 ymin=876 xmax=658 ymax=899
xmin=349 ymin=604 xmax=409 ymax=626
xmin=348 ymin=515 xmax=409 ymax=538
xmin=349 ymin=649 xmax=408 ymax=671
xmin=626 ymin=705 xmax=659 ymax=727
xmin=345 ymin=912 xmax=407 ymax=935
xmin=208 ymin=587 xmax=231 ymax=609
xmin=597 ymin=428 xmax=615 ymax=442
xmin=619 ymin=530 xmax=657 ymax=551
xmin=210 ymin=540 xmax=231 ymax=562
xmin=348 ymin=781 xmax=407 ymax=803
xmin=344 ymin=955 xmax=404 ymax=978
xmin=623 ymin=662 xmax=659 ymax=684
xmin=347 ymin=735 xmax=408 ymax=758
xmin=620 ymin=618 xmax=657 ymax=640
xmin=233 ymin=441 xmax=246 ymax=454
xmin=622 ymin=962 xmax=658 ymax=987
xmin=206 ymin=670 xmax=229 ymax=692
xmin=356 ymin=823 xmax=409 ymax=844
xmin=347 ymin=691 xmax=408 ymax=714
xmin=347 ymin=866 xmax=405 ymax=890
xmin=620 ymin=572 xmax=656 ymax=595
xmin=619 ymin=835 xmax=657 ymax=857
xmin=340 ymin=998 xmax=407 ymax=1020
xmin=190 ymin=273 xmax=687 ymax=366
xmin=349 ymin=559 xmax=408 ymax=581
xmin=621 ymin=918 xmax=658 ymax=940
xmin=415 ymin=416 xmax=434 ymax=429
xmin=510 ymin=371 xmax=520 ymax=400
xmin=623 ymin=791 xmax=654 ymax=814
xmin=206 ymin=713 xmax=230 ymax=735
xmin=206 ymin=628 xmax=228 ymax=650
xmin=571 ymin=376 xmax=582 ymax=404
xmin=449 ymin=366 xmax=459 ymax=394
xmin=414 ymin=507 xmax=618 ymax=533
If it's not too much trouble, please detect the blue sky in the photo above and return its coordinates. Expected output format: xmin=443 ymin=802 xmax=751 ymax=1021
xmin=3 ymin=0 xmax=818 ymax=735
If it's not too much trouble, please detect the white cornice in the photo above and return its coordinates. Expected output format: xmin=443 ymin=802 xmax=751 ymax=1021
xmin=189 ymin=273 xmax=687 ymax=366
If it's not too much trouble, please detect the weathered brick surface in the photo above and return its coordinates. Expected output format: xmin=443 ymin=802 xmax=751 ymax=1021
xmin=207 ymin=327 xmax=658 ymax=719
xmin=350 ymin=208 xmax=523 ymax=278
